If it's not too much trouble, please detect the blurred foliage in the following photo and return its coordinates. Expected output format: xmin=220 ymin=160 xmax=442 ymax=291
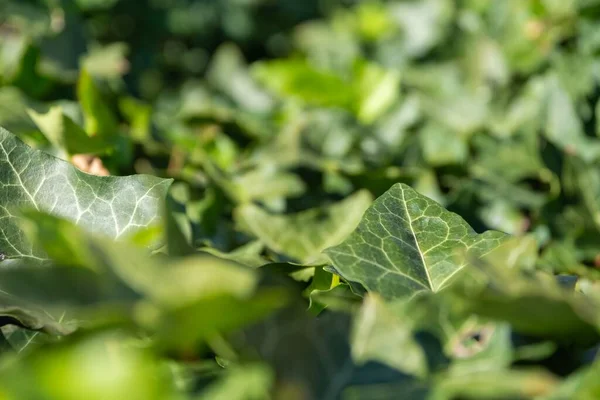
xmin=3 ymin=0 xmax=600 ymax=399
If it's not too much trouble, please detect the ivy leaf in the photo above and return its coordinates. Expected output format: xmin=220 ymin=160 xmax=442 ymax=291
xmin=352 ymin=294 xmax=427 ymax=377
xmin=544 ymin=75 xmax=600 ymax=162
xmin=236 ymin=190 xmax=372 ymax=264
xmin=28 ymin=106 xmax=114 ymax=156
xmin=77 ymin=68 xmax=118 ymax=138
xmin=0 ymin=127 xmax=172 ymax=263
xmin=325 ymin=184 xmax=507 ymax=299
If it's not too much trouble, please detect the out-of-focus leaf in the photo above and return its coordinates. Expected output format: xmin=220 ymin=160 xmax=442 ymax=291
xmin=28 ymin=106 xmax=114 ymax=155
xmin=453 ymin=260 xmax=600 ymax=344
xmin=304 ymin=266 xmax=340 ymax=313
xmin=145 ymin=289 xmax=288 ymax=352
xmin=118 ymin=97 xmax=152 ymax=143
xmin=420 ymin=123 xmax=467 ymax=166
xmin=0 ymin=88 xmax=45 ymax=138
xmin=543 ymin=356 xmax=600 ymax=400
xmin=195 ymin=363 xmax=274 ymax=400
xmin=482 ymin=234 xmax=539 ymax=271
xmin=253 ymin=59 xmax=353 ymax=108
xmin=135 ymin=256 xmax=258 ymax=308
xmin=568 ymin=157 xmax=600 ymax=231
xmin=431 ymin=368 xmax=559 ymax=400
xmin=200 ymin=241 xmax=268 ymax=268
xmin=448 ymin=322 xmax=513 ymax=375
xmin=0 ymin=332 xmax=181 ymax=400
xmin=544 ymin=75 xmax=600 ymax=162
xmin=236 ymin=190 xmax=372 ymax=264
xmin=207 ymin=44 xmax=274 ymax=113
xmin=353 ymin=61 xmax=400 ymax=124
xmin=388 ymin=0 xmax=454 ymax=58
xmin=82 ymin=42 xmax=129 ymax=79
xmin=75 ymin=0 xmax=120 ymax=10
xmin=17 ymin=210 xmax=286 ymax=353
xmin=203 ymin=159 xmax=306 ymax=206
xmin=351 ymin=294 xmax=427 ymax=378
xmin=77 ymin=68 xmax=118 ymax=138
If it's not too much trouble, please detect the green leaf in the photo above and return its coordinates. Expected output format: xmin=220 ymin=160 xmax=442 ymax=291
xmin=81 ymin=42 xmax=129 ymax=79
xmin=207 ymin=44 xmax=274 ymax=114
xmin=118 ymin=97 xmax=152 ymax=143
xmin=432 ymin=368 xmax=559 ymax=400
xmin=325 ymin=183 xmax=508 ymax=299
xmin=453 ymin=259 xmax=600 ymax=344
xmin=389 ymin=0 xmax=453 ymax=58
xmin=479 ymin=234 xmax=539 ymax=273
xmin=544 ymin=75 xmax=600 ymax=162
xmin=0 ymin=304 xmax=73 ymax=337
xmin=304 ymin=266 xmax=341 ymax=313
xmin=77 ymin=68 xmax=118 ymax=138
xmin=0 ymin=127 xmax=171 ymax=263
xmin=147 ymin=290 xmax=288 ymax=352
xmin=544 ymin=357 xmax=600 ymax=400
xmin=135 ymin=256 xmax=258 ymax=308
xmin=236 ymin=190 xmax=372 ymax=264
xmin=11 ymin=210 xmax=285 ymax=352
xmin=351 ymin=294 xmax=427 ymax=377
xmin=420 ymin=122 xmax=468 ymax=166
xmin=0 ymin=332 xmax=180 ymax=400
xmin=196 ymin=363 xmax=274 ymax=400
xmin=202 ymin=159 xmax=306 ymax=206
xmin=28 ymin=106 xmax=114 ymax=155
xmin=0 ymin=88 xmax=43 ymax=137
xmin=353 ymin=62 xmax=401 ymax=124
xmin=253 ymin=59 xmax=354 ymax=108
xmin=200 ymin=241 xmax=268 ymax=268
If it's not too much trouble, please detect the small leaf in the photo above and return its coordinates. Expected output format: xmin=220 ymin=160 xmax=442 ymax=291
xmin=544 ymin=75 xmax=600 ymax=162
xmin=77 ymin=68 xmax=118 ymax=138
xmin=352 ymin=294 xmax=427 ymax=377
xmin=325 ymin=183 xmax=507 ymax=299
xmin=354 ymin=62 xmax=401 ymax=124
xmin=28 ymin=106 xmax=114 ymax=155
xmin=253 ymin=59 xmax=354 ymax=108
xmin=236 ymin=190 xmax=372 ymax=264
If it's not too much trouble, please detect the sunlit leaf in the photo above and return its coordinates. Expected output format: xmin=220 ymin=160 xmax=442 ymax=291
xmin=326 ymin=184 xmax=507 ymax=299
xmin=0 ymin=128 xmax=171 ymax=263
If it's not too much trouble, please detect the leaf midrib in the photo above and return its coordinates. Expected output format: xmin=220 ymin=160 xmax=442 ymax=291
xmin=400 ymin=186 xmax=434 ymax=291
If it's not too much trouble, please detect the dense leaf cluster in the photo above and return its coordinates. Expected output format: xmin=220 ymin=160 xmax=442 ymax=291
xmin=2 ymin=0 xmax=600 ymax=399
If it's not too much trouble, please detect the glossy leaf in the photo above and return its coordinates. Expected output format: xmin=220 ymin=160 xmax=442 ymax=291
xmin=0 ymin=127 xmax=171 ymax=262
xmin=326 ymin=183 xmax=507 ymax=299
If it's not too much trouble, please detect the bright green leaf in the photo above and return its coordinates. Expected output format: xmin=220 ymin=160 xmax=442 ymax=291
xmin=28 ymin=106 xmax=114 ymax=155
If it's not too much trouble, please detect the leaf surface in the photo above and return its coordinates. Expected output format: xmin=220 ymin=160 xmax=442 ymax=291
xmin=0 ymin=127 xmax=171 ymax=262
xmin=326 ymin=183 xmax=507 ymax=299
